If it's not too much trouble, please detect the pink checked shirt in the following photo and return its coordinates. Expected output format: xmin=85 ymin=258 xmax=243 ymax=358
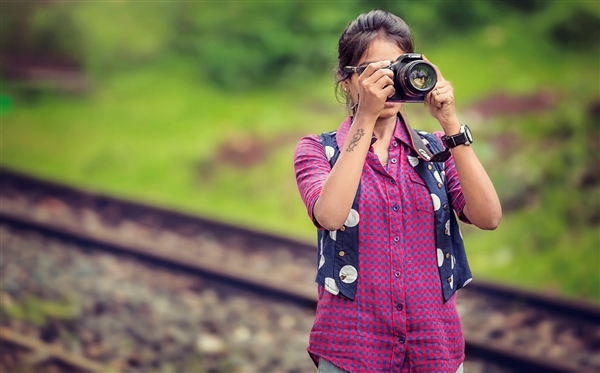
xmin=294 ymin=115 xmax=469 ymax=373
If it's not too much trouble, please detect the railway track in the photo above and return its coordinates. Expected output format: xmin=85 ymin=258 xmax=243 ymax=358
xmin=1 ymin=218 xmax=317 ymax=372
xmin=1 ymin=167 xmax=599 ymax=372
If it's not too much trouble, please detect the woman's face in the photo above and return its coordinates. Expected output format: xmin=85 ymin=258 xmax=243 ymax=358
xmin=344 ymin=37 xmax=405 ymax=118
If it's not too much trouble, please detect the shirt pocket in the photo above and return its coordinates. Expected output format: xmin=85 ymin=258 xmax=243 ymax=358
xmin=408 ymin=170 xmax=434 ymax=214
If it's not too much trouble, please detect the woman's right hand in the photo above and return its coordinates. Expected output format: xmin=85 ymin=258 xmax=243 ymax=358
xmin=354 ymin=61 xmax=396 ymax=119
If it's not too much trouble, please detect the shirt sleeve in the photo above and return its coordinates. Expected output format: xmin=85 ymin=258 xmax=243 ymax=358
xmin=434 ymin=131 xmax=472 ymax=225
xmin=293 ymin=134 xmax=331 ymax=228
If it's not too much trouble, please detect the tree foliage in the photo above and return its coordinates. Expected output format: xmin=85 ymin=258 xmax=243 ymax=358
xmin=5 ymin=1 xmax=596 ymax=90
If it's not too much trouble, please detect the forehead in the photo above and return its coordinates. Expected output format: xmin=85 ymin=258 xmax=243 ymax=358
xmin=358 ymin=37 xmax=405 ymax=65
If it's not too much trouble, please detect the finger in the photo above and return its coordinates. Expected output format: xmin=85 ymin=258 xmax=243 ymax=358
xmin=373 ymin=74 xmax=394 ymax=90
xmin=384 ymin=84 xmax=396 ymax=99
xmin=422 ymin=54 xmax=445 ymax=82
xmin=428 ymin=89 xmax=444 ymax=110
xmin=360 ymin=60 xmax=393 ymax=79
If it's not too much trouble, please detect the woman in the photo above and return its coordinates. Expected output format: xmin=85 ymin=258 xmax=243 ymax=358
xmin=293 ymin=10 xmax=502 ymax=373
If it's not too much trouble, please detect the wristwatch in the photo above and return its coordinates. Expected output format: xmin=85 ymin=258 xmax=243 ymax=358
xmin=442 ymin=124 xmax=473 ymax=148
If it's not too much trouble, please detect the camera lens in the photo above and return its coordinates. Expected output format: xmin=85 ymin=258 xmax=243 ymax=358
xmin=399 ymin=61 xmax=437 ymax=97
xmin=409 ymin=64 xmax=435 ymax=90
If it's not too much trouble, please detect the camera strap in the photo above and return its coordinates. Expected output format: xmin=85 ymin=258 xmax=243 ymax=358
xmin=400 ymin=113 xmax=451 ymax=162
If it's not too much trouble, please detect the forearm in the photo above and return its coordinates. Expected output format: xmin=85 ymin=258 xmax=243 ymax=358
xmin=314 ymin=114 xmax=376 ymax=230
xmin=450 ymin=141 xmax=502 ymax=230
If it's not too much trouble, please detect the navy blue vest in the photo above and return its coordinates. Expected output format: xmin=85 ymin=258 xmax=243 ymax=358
xmin=316 ymin=128 xmax=472 ymax=302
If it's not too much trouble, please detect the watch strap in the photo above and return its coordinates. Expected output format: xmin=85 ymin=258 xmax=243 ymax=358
xmin=442 ymin=124 xmax=472 ymax=148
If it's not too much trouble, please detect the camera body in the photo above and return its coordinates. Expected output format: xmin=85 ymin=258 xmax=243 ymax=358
xmin=387 ymin=53 xmax=437 ymax=103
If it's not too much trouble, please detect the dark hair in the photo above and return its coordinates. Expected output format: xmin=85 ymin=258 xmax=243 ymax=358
xmin=335 ymin=10 xmax=415 ymax=110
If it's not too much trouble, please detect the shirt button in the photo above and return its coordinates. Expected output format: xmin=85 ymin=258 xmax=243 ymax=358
xmin=443 ymin=204 xmax=448 ymax=210
xmin=340 ymin=226 xmax=345 ymax=231
xmin=392 ymin=141 xmax=398 ymax=147
xmin=392 ymin=205 xmax=399 ymax=212
xmin=390 ymin=158 xmax=397 ymax=164
xmin=389 ymin=179 xmax=396 ymax=185
xmin=394 ymin=271 xmax=401 ymax=278
xmin=445 ymin=253 xmax=451 ymax=259
xmin=398 ymin=334 xmax=406 ymax=344
xmin=339 ymin=251 xmax=345 ymax=257
xmin=437 ymin=182 xmax=443 ymax=189
xmin=396 ymin=303 xmax=404 ymax=311
xmin=393 ymin=236 xmax=400 ymax=242
xmin=447 ymin=277 xmax=453 ymax=283
xmin=427 ymin=165 xmax=433 ymax=170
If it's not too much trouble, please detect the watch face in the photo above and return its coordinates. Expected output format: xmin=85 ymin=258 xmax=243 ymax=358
xmin=463 ymin=125 xmax=473 ymax=143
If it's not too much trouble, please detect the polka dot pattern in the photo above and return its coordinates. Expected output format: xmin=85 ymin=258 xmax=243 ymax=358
xmin=434 ymin=170 xmax=443 ymax=184
xmin=318 ymin=237 xmax=325 ymax=269
xmin=431 ymin=193 xmax=441 ymax=211
xmin=344 ymin=209 xmax=359 ymax=227
xmin=294 ymin=115 xmax=472 ymax=372
xmin=408 ymin=155 xmax=419 ymax=167
xmin=339 ymin=265 xmax=358 ymax=283
xmin=325 ymin=145 xmax=335 ymax=161
xmin=324 ymin=277 xmax=339 ymax=295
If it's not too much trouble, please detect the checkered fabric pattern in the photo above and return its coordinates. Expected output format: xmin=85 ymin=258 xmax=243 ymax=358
xmin=294 ymin=116 xmax=470 ymax=373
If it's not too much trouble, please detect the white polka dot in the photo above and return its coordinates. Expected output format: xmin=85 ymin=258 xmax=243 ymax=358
xmin=445 ymin=220 xmax=450 ymax=236
xmin=418 ymin=130 xmax=429 ymax=135
xmin=318 ymin=237 xmax=325 ymax=269
xmin=418 ymin=149 xmax=431 ymax=160
xmin=448 ymin=275 xmax=454 ymax=289
xmin=451 ymin=255 xmax=456 ymax=270
xmin=407 ymin=155 xmax=419 ymax=167
xmin=436 ymin=248 xmax=444 ymax=267
xmin=422 ymin=139 xmax=429 ymax=146
xmin=345 ymin=209 xmax=359 ymax=227
xmin=324 ymin=277 xmax=339 ymax=295
xmin=463 ymin=278 xmax=473 ymax=287
xmin=431 ymin=194 xmax=441 ymax=211
xmin=458 ymin=225 xmax=463 ymax=239
xmin=325 ymin=146 xmax=335 ymax=161
xmin=441 ymin=170 xmax=446 ymax=181
xmin=329 ymin=230 xmax=337 ymax=241
xmin=434 ymin=170 xmax=443 ymax=184
xmin=339 ymin=265 xmax=358 ymax=283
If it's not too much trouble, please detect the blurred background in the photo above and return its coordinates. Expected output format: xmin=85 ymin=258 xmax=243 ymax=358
xmin=1 ymin=0 xmax=599 ymax=371
xmin=2 ymin=0 xmax=599 ymax=302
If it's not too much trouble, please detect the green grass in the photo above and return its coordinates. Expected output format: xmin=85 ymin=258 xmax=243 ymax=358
xmin=1 ymin=58 xmax=341 ymax=238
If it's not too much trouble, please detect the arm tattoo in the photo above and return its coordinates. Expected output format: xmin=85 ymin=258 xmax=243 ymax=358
xmin=346 ymin=129 xmax=365 ymax=152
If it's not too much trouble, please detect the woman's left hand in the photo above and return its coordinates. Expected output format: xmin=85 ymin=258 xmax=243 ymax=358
xmin=423 ymin=56 xmax=460 ymax=133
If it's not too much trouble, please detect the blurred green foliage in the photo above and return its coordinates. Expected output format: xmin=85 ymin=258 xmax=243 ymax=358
xmin=1 ymin=1 xmax=599 ymax=301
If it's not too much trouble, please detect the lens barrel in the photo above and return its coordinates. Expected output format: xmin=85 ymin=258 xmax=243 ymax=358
xmin=398 ymin=61 xmax=437 ymax=98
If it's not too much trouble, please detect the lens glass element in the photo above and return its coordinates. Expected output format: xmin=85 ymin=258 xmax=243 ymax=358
xmin=408 ymin=64 xmax=435 ymax=91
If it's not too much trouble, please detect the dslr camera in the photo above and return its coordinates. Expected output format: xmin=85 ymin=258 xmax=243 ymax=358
xmin=387 ymin=53 xmax=437 ymax=103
